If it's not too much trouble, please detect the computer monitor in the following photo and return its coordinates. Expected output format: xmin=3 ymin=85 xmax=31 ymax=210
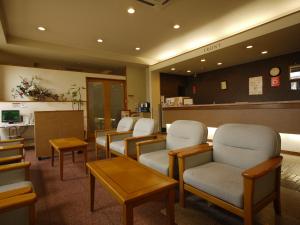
xmin=1 ymin=110 xmax=20 ymax=123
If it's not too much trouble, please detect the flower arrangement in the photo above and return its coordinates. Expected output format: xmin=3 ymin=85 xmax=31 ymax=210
xmin=11 ymin=76 xmax=59 ymax=101
xmin=61 ymin=84 xmax=86 ymax=110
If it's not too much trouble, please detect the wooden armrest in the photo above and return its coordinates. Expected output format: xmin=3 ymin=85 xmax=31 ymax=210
xmin=0 ymin=144 xmax=24 ymax=151
xmin=168 ymin=143 xmax=209 ymax=156
xmin=242 ymin=156 xmax=283 ymax=179
xmin=0 ymin=138 xmax=24 ymax=144
xmin=107 ymin=131 xmax=133 ymax=137
xmin=0 ymin=155 xmax=23 ymax=164
xmin=0 ymin=162 xmax=31 ymax=172
xmin=177 ymin=145 xmax=212 ymax=158
xmin=136 ymin=138 xmax=166 ymax=147
xmin=0 ymin=193 xmax=37 ymax=213
xmin=0 ymin=186 xmax=33 ymax=200
xmin=125 ymin=135 xmax=157 ymax=141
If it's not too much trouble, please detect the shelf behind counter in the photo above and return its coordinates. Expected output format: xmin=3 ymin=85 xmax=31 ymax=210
xmin=162 ymin=101 xmax=300 ymax=134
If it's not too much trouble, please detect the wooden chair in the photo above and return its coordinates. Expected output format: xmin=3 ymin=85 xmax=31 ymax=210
xmin=0 ymin=138 xmax=25 ymax=164
xmin=178 ymin=123 xmax=282 ymax=225
xmin=95 ymin=117 xmax=135 ymax=159
xmin=108 ymin=118 xmax=156 ymax=159
xmin=137 ymin=120 xmax=208 ymax=178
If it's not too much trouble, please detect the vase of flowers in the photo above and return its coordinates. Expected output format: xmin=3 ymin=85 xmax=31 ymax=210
xmin=11 ymin=76 xmax=59 ymax=101
xmin=61 ymin=84 xmax=85 ymax=110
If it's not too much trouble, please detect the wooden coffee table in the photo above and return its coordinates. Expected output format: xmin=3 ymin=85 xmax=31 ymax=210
xmin=49 ymin=137 xmax=88 ymax=180
xmin=87 ymin=157 xmax=177 ymax=225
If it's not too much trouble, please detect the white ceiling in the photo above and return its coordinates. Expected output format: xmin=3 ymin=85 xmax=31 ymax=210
xmin=0 ymin=0 xmax=300 ymax=72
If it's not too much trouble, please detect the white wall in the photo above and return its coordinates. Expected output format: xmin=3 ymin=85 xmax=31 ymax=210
xmin=0 ymin=64 xmax=125 ymax=101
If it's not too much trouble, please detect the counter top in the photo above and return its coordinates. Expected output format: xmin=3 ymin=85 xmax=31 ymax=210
xmin=162 ymin=100 xmax=300 ymax=110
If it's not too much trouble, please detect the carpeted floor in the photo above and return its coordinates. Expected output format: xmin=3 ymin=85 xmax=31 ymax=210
xmin=27 ymin=148 xmax=300 ymax=225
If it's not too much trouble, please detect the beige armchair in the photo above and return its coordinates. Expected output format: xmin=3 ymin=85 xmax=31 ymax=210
xmin=0 ymin=161 xmax=36 ymax=224
xmin=108 ymin=118 xmax=156 ymax=159
xmin=0 ymin=189 xmax=37 ymax=225
xmin=95 ymin=117 xmax=135 ymax=159
xmin=0 ymin=138 xmax=25 ymax=164
xmin=0 ymin=162 xmax=33 ymax=194
xmin=137 ymin=120 xmax=208 ymax=178
xmin=178 ymin=123 xmax=282 ymax=225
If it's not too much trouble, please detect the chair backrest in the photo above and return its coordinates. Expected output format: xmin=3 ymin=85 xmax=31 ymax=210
xmin=213 ymin=123 xmax=281 ymax=169
xmin=133 ymin=118 xmax=155 ymax=137
xmin=0 ymin=138 xmax=24 ymax=146
xmin=166 ymin=120 xmax=208 ymax=150
xmin=116 ymin=117 xmax=134 ymax=132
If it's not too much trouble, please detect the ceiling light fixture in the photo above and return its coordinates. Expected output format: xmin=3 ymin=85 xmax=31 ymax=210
xmin=201 ymin=58 xmax=206 ymax=62
xmin=37 ymin=26 xmax=46 ymax=31
xmin=246 ymin=45 xmax=253 ymax=49
xmin=261 ymin=50 xmax=268 ymax=54
xmin=135 ymin=47 xmax=141 ymax=51
xmin=171 ymin=68 xmax=176 ymax=71
xmin=127 ymin=7 xmax=135 ymax=14
xmin=187 ymin=70 xmax=191 ymax=73
xmin=173 ymin=24 xmax=180 ymax=29
xmin=217 ymin=62 xmax=223 ymax=66
xmin=97 ymin=38 xmax=103 ymax=43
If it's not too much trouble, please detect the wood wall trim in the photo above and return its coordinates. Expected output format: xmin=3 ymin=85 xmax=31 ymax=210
xmin=163 ymin=101 xmax=300 ymax=110
xmin=281 ymin=150 xmax=300 ymax=156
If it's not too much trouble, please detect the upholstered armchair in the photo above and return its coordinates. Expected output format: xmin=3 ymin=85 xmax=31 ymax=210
xmin=108 ymin=118 xmax=156 ymax=159
xmin=0 ymin=189 xmax=37 ymax=225
xmin=0 ymin=138 xmax=25 ymax=164
xmin=137 ymin=120 xmax=208 ymax=178
xmin=178 ymin=123 xmax=282 ymax=225
xmin=0 ymin=162 xmax=33 ymax=194
xmin=95 ymin=117 xmax=135 ymax=159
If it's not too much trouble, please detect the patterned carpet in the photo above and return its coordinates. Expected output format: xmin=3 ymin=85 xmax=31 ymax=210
xmin=281 ymin=154 xmax=300 ymax=192
xmin=26 ymin=147 xmax=300 ymax=225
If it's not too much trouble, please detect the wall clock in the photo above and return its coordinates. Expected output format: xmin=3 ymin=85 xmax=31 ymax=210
xmin=269 ymin=67 xmax=281 ymax=76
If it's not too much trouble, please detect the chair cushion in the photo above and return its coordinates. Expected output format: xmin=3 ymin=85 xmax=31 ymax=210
xmin=110 ymin=141 xmax=125 ymax=155
xmin=133 ymin=118 xmax=155 ymax=137
xmin=96 ymin=136 xmax=106 ymax=146
xmin=139 ymin=150 xmax=170 ymax=176
xmin=0 ymin=181 xmax=33 ymax=193
xmin=183 ymin=162 xmax=244 ymax=208
xmin=116 ymin=117 xmax=134 ymax=132
xmin=166 ymin=120 xmax=207 ymax=150
xmin=213 ymin=123 xmax=281 ymax=169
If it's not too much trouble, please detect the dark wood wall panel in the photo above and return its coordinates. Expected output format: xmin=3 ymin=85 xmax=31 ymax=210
xmin=160 ymin=73 xmax=188 ymax=98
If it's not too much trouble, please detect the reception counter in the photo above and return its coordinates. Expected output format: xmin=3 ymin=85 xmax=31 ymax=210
xmin=162 ymin=101 xmax=300 ymax=134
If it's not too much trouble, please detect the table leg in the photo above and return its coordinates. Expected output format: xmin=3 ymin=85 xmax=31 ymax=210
xmin=51 ymin=146 xmax=54 ymax=167
xmin=84 ymin=146 xmax=88 ymax=174
xmin=166 ymin=188 xmax=175 ymax=225
xmin=123 ymin=204 xmax=133 ymax=225
xmin=90 ymin=173 xmax=95 ymax=212
xmin=59 ymin=151 xmax=64 ymax=181
xmin=72 ymin=151 xmax=75 ymax=163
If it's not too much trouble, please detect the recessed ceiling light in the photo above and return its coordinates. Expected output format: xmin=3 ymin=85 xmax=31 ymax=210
xmin=217 ymin=62 xmax=223 ymax=66
xmin=201 ymin=58 xmax=206 ymax=62
xmin=187 ymin=70 xmax=191 ymax=73
xmin=173 ymin=24 xmax=180 ymax=29
xmin=261 ymin=50 xmax=268 ymax=54
xmin=128 ymin=7 xmax=135 ymax=14
xmin=37 ymin=26 xmax=46 ymax=31
xmin=246 ymin=45 xmax=253 ymax=49
xmin=171 ymin=68 xmax=176 ymax=71
xmin=97 ymin=38 xmax=103 ymax=43
xmin=135 ymin=47 xmax=141 ymax=51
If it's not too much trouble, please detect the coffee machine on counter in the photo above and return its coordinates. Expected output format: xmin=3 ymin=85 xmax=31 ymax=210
xmin=139 ymin=102 xmax=150 ymax=112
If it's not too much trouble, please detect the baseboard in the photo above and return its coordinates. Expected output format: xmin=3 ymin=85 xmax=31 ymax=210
xmin=281 ymin=150 xmax=300 ymax=156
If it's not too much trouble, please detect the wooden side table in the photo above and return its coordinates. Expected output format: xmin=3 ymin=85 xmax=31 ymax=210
xmin=49 ymin=137 xmax=88 ymax=180
xmin=87 ymin=157 xmax=177 ymax=225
